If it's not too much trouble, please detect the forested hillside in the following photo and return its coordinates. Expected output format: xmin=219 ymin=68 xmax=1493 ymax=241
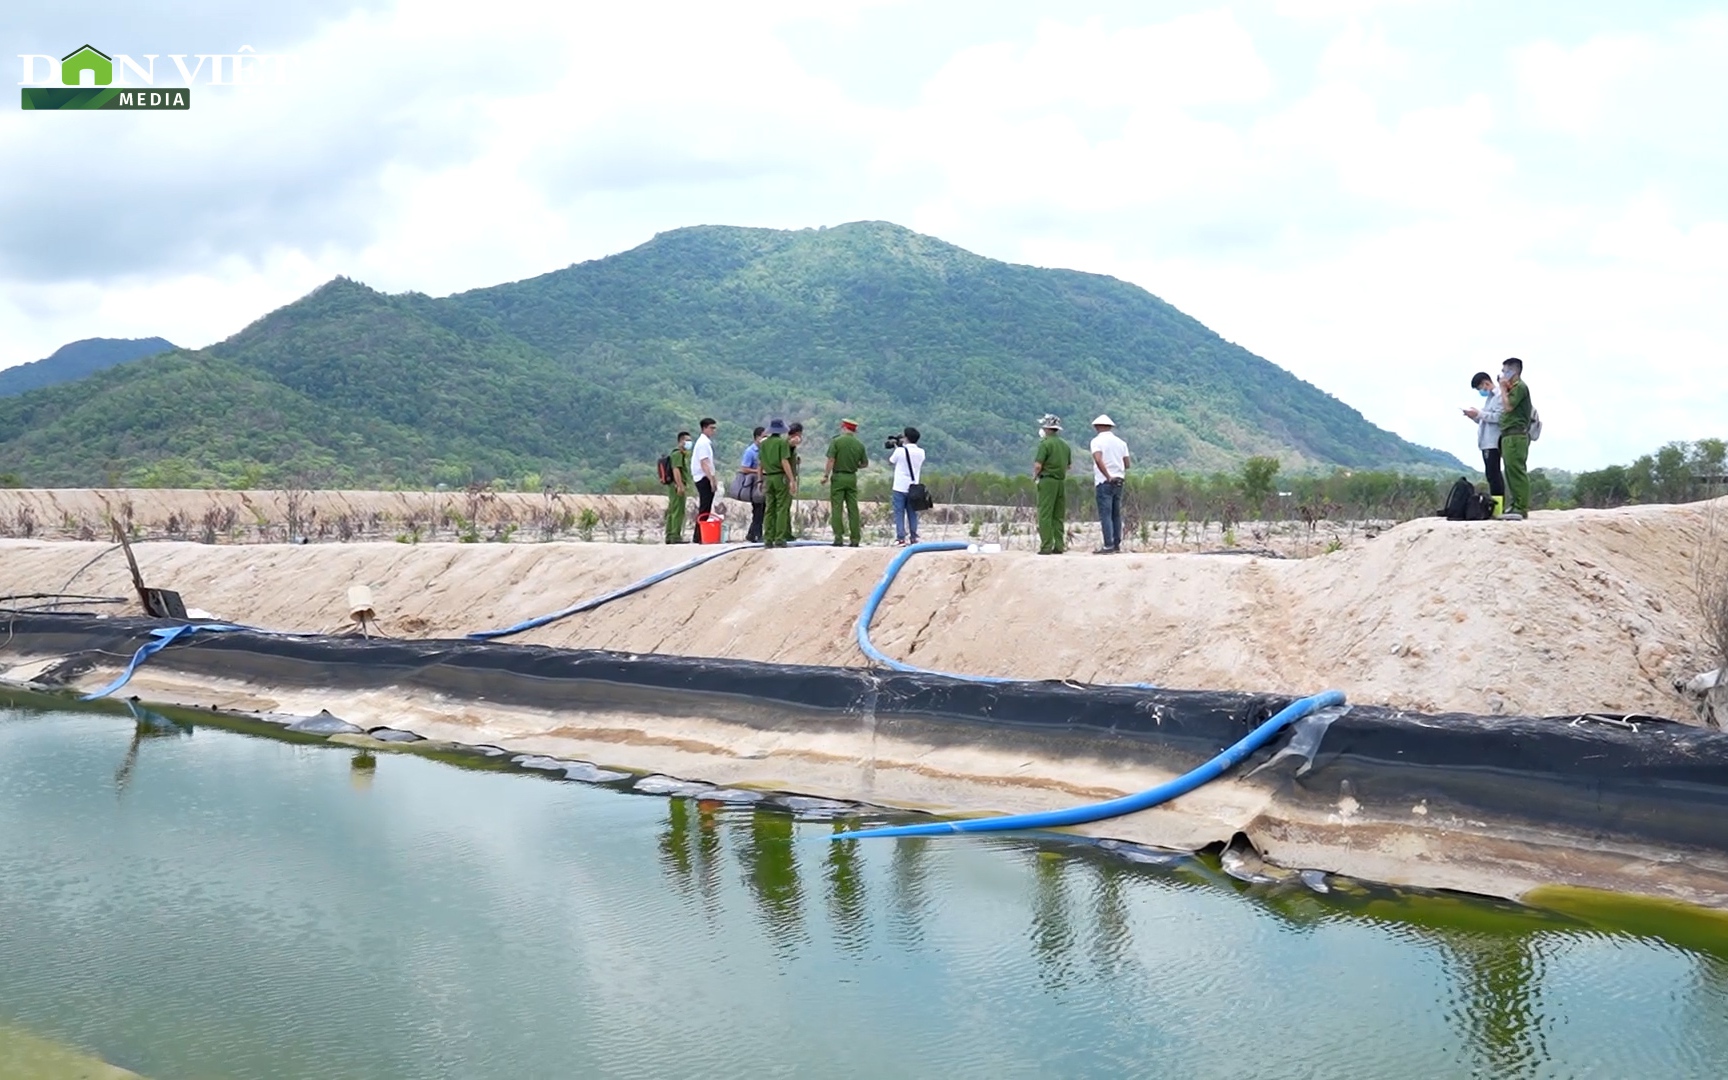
xmin=0 ymin=222 xmax=1459 ymax=488
xmin=0 ymin=336 xmax=176 ymax=397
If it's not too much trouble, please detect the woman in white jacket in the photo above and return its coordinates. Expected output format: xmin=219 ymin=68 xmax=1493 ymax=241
xmin=1462 ymin=370 xmax=1505 ymax=501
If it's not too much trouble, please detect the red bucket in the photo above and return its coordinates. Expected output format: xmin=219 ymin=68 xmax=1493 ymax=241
xmin=697 ymin=512 xmax=723 ymax=544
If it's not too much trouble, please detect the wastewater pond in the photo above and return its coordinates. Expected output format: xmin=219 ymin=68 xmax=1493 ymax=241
xmin=4 ymin=701 xmax=1728 ymax=1079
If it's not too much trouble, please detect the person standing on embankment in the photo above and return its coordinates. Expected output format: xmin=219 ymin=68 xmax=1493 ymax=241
xmin=889 ymin=427 xmax=926 ymax=546
xmin=1089 ymin=414 xmax=1130 ymax=554
xmin=1498 ymin=358 xmax=1535 ymax=521
xmin=1033 ymin=414 xmax=1071 ymax=555
xmin=1462 ymin=371 xmax=1505 ymax=511
xmin=787 ymin=422 xmax=807 ymax=540
xmin=664 ymin=430 xmax=691 ymax=544
xmin=690 ymin=418 xmax=718 ymax=543
xmin=759 ymin=419 xmax=795 ymax=548
xmin=738 ymin=426 xmax=766 ymax=543
xmin=822 ymin=418 xmax=868 ymax=547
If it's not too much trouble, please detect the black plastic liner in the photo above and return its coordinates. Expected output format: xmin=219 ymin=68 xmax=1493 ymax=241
xmin=7 ymin=612 xmax=1727 ymax=857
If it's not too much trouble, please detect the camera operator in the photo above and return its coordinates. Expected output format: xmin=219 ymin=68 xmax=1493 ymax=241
xmin=887 ymin=427 xmax=926 ymax=546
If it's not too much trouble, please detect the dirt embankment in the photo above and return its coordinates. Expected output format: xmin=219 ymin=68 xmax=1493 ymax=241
xmin=2 ymin=495 xmax=1720 ymax=720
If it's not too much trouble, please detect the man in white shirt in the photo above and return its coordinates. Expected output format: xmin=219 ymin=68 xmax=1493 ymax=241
xmin=1089 ymin=414 xmax=1130 ymax=554
xmin=690 ymin=417 xmax=718 ymax=543
xmin=888 ymin=427 xmax=927 ymax=545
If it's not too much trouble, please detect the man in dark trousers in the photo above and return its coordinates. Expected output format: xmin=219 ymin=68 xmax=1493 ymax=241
xmin=739 ymin=426 xmax=766 ymax=543
xmin=822 ymin=418 xmax=869 ymax=547
xmin=1497 ymin=358 xmax=1535 ymax=521
xmin=663 ymin=430 xmax=691 ymax=544
xmin=690 ymin=417 xmax=718 ymax=543
xmin=758 ymin=419 xmax=795 ymax=547
xmin=1463 ymin=371 xmax=1505 ymax=512
xmin=1032 ymin=414 xmax=1072 ymax=555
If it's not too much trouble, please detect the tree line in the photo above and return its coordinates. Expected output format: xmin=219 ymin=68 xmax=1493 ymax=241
xmin=1567 ymin=439 xmax=1727 ymax=509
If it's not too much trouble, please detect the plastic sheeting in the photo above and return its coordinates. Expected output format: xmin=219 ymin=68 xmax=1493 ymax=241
xmin=9 ymin=611 xmax=1728 ymax=859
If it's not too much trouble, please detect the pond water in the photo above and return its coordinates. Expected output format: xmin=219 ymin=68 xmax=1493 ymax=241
xmin=4 ymin=700 xmax=1728 ymax=1079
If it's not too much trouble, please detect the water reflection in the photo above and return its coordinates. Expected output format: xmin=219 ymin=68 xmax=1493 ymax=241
xmin=9 ymin=698 xmax=1728 ymax=1078
xmin=349 ymin=750 xmax=377 ymax=792
xmin=112 ymin=701 xmax=192 ymax=797
xmin=1438 ymin=934 xmax=1551 ymax=1078
xmin=1029 ymin=851 xmax=1078 ymax=988
xmin=888 ymin=836 xmax=931 ymax=950
xmin=1086 ymin=859 xmax=1133 ymax=977
xmin=736 ymin=805 xmax=805 ymax=952
xmin=825 ymin=827 xmax=868 ymax=955
xmin=650 ymin=796 xmax=1647 ymax=1077
xmin=1224 ymin=868 xmax=1560 ymax=1075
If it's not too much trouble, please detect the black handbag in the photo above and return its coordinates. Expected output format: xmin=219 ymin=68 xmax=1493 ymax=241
xmin=905 ymin=451 xmax=934 ymax=512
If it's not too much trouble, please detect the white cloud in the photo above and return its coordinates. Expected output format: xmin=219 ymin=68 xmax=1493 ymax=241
xmin=1272 ymin=0 xmax=1436 ymax=20
xmin=1516 ymin=35 xmax=1656 ymax=136
xmin=1317 ymin=20 xmax=1409 ymax=79
xmin=1515 ymin=14 xmax=1728 ymax=155
xmin=3 ymin=1 xmax=1725 ymax=472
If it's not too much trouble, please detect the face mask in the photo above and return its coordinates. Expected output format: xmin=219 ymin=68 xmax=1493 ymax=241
xmin=1479 ymin=387 xmax=1493 ymax=398
xmin=682 ymin=440 xmax=692 ymax=450
xmin=1501 ymin=370 xmax=1515 ymax=381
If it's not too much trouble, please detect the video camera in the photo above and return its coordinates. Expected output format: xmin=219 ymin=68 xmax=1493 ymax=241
xmin=884 ymin=433 xmax=905 ymax=451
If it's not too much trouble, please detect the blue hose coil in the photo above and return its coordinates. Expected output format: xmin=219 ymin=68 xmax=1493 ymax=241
xmin=830 ymin=689 xmax=1347 ymax=840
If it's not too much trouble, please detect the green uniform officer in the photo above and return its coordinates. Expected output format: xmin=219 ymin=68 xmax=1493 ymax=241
xmin=823 ymin=419 xmax=869 ymax=546
xmin=758 ymin=419 xmax=795 ymax=547
xmin=664 ymin=430 xmax=692 ymax=544
xmin=1033 ymin=414 xmax=1072 ymax=555
xmin=1497 ymin=358 xmax=1535 ymax=520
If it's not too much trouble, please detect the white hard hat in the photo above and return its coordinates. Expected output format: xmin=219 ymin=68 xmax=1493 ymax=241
xmin=1092 ymin=414 xmax=1114 ymax=427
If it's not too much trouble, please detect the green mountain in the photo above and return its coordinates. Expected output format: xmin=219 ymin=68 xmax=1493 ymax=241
xmin=0 ymin=336 xmax=176 ymax=397
xmin=0 ymin=222 xmax=1461 ymax=488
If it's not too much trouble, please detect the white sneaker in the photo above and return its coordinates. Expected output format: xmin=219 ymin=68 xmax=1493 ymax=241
xmin=1500 ymin=512 xmax=1524 ymax=521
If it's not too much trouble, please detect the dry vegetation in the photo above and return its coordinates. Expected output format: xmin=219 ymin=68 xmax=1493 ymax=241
xmin=0 ymin=486 xmax=1387 ymax=559
xmin=1690 ymin=502 xmax=1728 ymax=727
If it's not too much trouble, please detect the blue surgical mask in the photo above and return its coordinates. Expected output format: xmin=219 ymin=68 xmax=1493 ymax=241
xmin=682 ymin=440 xmax=692 ymax=450
xmin=1479 ymin=387 xmax=1492 ymax=398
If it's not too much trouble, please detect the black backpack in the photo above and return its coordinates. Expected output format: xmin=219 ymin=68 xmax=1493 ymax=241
xmin=656 ymin=455 xmax=674 ymax=486
xmin=1441 ymin=477 xmax=1474 ymax=520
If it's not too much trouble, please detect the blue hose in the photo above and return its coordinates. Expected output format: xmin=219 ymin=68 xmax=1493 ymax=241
xmin=468 ymin=540 xmax=826 ymax=641
xmin=830 ymin=689 xmax=1346 ymax=840
xmin=853 ymin=542 xmax=1017 ymax=681
xmin=855 ymin=541 xmax=1156 ymax=689
xmin=81 ymin=623 xmax=253 ymax=700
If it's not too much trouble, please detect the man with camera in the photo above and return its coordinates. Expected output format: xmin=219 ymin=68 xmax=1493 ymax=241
xmin=887 ymin=427 xmax=926 ymax=546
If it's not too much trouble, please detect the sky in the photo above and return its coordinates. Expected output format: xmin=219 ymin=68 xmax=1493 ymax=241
xmin=3 ymin=0 xmax=1725 ymax=471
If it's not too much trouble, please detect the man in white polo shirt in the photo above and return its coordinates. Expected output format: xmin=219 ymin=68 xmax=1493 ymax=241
xmin=1090 ymin=414 xmax=1130 ymax=554
xmin=690 ymin=417 xmax=718 ymax=543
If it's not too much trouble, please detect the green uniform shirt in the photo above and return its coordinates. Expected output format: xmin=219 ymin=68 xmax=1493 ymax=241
xmin=758 ymin=435 xmax=791 ymax=480
xmin=1035 ymin=435 xmax=1072 ymax=478
xmin=827 ymin=433 xmax=868 ymax=474
xmin=668 ymin=447 xmax=690 ymax=486
xmin=1501 ymin=381 xmax=1533 ymax=437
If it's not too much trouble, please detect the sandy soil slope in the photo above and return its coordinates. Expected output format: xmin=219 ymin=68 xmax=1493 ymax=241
xmin=3 ymin=495 xmax=1721 ymax=720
